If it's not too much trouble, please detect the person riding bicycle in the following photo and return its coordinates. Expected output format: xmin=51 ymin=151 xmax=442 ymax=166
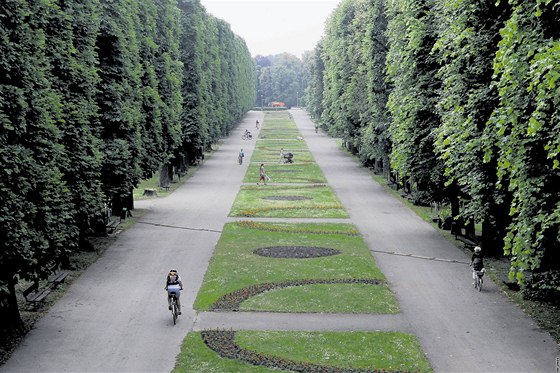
xmin=471 ymin=246 xmax=484 ymax=284
xmin=244 ymin=129 xmax=252 ymax=139
xmin=165 ymin=269 xmax=183 ymax=315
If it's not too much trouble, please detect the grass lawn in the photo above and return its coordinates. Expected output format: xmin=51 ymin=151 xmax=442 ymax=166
xmin=251 ymin=147 xmax=314 ymax=163
xmin=174 ymin=331 xmax=432 ymax=372
xmin=239 ymin=282 xmax=399 ymax=313
xmin=244 ymin=163 xmax=327 ymax=184
xmin=193 ymin=221 xmax=392 ymax=312
xmin=229 ymin=184 xmax=348 ymax=218
xmin=255 ymin=139 xmax=309 ymax=151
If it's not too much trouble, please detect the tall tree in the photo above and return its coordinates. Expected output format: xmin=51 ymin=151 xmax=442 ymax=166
xmin=357 ymin=0 xmax=391 ymax=174
xmin=96 ymin=0 xmax=143 ymax=214
xmin=386 ymin=0 xmax=446 ymax=202
xmin=433 ymin=0 xmax=511 ymax=253
xmin=0 ymin=0 xmax=74 ymax=330
xmin=487 ymin=0 xmax=560 ymax=281
xmin=43 ymin=0 xmax=105 ymax=241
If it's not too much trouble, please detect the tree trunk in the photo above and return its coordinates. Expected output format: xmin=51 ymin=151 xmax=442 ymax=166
xmin=0 ymin=277 xmax=23 ymax=333
xmin=159 ymin=163 xmax=172 ymax=187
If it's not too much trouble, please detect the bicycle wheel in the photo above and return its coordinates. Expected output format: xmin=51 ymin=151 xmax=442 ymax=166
xmin=171 ymin=299 xmax=177 ymax=325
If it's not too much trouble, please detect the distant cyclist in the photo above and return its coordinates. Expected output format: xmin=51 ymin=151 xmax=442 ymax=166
xmin=165 ymin=269 xmax=183 ymax=315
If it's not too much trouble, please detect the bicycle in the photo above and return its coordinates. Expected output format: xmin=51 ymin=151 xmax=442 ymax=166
xmin=472 ymin=268 xmax=485 ymax=291
xmin=242 ymin=133 xmax=253 ymax=140
xmin=169 ymin=291 xmax=179 ymax=324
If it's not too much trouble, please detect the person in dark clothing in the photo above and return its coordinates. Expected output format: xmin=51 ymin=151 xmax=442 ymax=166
xmin=471 ymin=246 xmax=484 ymax=284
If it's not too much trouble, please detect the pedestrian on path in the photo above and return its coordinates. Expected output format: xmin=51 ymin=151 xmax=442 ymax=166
xmin=279 ymin=148 xmax=284 ymax=163
xmin=238 ymin=148 xmax=244 ymax=165
xmin=255 ymin=120 xmax=260 ymax=129
xmin=257 ymin=163 xmax=267 ymax=185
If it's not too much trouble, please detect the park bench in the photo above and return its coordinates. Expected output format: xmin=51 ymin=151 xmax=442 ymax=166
xmin=106 ymin=218 xmax=121 ymax=234
xmin=23 ymin=282 xmax=51 ymax=309
xmin=159 ymin=184 xmax=170 ymax=192
xmin=48 ymin=269 xmax=70 ymax=287
xmin=456 ymin=235 xmax=478 ymax=250
xmin=143 ymin=188 xmax=158 ymax=197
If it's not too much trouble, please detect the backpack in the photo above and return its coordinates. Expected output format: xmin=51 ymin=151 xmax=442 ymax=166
xmin=167 ymin=274 xmax=179 ymax=285
xmin=472 ymin=256 xmax=483 ymax=270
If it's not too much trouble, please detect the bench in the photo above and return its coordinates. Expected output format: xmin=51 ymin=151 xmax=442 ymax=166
xmin=457 ymin=235 xmax=478 ymax=250
xmin=106 ymin=218 xmax=121 ymax=234
xmin=143 ymin=188 xmax=158 ymax=197
xmin=160 ymin=184 xmax=170 ymax=192
xmin=23 ymin=282 xmax=51 ymax=309
xmin=48 ymin=270 xmax=70 ymax=287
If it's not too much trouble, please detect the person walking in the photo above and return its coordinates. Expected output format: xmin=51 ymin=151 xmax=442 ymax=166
xmin=255 ymin=120 xmax=260 ymax=129
xmin=257 ymin=163 xmax=267 ymax=185
xmin=279 ymin=148 xmax=285 ymax=163
xmin=238 ymin=148 xmax=244 ymax=165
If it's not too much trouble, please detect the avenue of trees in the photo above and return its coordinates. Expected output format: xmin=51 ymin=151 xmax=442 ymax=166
xmin=305 ymin=0 xmax=559 ymax=291
xmin=0 ymin=0 xmax=256 ymax=330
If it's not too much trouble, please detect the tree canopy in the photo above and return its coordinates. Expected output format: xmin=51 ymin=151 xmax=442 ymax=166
xmin=0 ymin=0 xmax=256 ymax=331
xmin=304 ymin=0 xmax=560 ymax=286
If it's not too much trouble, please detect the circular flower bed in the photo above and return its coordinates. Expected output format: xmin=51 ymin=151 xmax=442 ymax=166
xmin=201 ymin=330 xmax=401 ymax=372
xmin=261 ymin=195 xmax=313 ymax=201
xmin=210 ymin=278 xmax=384 ymax=311
xmin=253 ymin=246 xmax=341 ymax=259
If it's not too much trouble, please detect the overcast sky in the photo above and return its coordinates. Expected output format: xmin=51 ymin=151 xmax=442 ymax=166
xmin=200 ymin=0 xmax=341 ymax=59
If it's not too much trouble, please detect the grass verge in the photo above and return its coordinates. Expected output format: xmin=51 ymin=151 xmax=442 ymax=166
xmin=174 ymin=331 xmax=432 ymax=372
xmin=229 ymin=184 xmax=348 ymax=218
xmin=193 ymin=221 xmax=393 ymax=312
xmin=244 ymin=163 xmax=327 ymax=184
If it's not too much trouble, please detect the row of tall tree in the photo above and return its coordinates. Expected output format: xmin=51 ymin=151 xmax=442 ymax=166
xmin=0 ymin=0 xmax=256 ymax=330
xmin=305 ymin=0 xmax=559 ymax=284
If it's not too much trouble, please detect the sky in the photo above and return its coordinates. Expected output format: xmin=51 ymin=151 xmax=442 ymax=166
xmin=200 ymin=0 xmax=341 ymax=59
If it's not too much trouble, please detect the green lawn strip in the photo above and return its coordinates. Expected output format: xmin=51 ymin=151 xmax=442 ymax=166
xmin=174 ymin=331 xmax=432 ymax=372
xmin=255 ymin=139 xmax=309 ymax=151
xmin=240 ymin=283 xmax=399 ymax=313
xmin=193 ymin=222 xmax=389 ymax=311
xmin=236 ymin=331 xmax=433 ymax=372
xmin=229 ymin=184 xmax=348 ymax=218
xmin=251 ymin=147 xmax=315 ymax=163
xmin=259 ymin=130 xmax=300 ymax=139
xmin=173 ymin=332 xmax=275 ymax=373
xmin=244 ymin=163 xmax=327 ymax=184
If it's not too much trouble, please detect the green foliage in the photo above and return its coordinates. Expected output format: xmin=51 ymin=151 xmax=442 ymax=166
xmin=256 ymin=53 xmax=303 ymax=108
xmin=0 ymin=0 xmax=75 ymax=328
xmin=522 ymin=270 xmax=560 ymax=306
xmin=386 ymin=0 xmax=446 ymax=201
xmin=433 ymin=0 xmax=512 ymax=252
xmin=177 ymin=0 xmax=255 ymax=163
xmin=488 ymin=0 xmax=560 ymax=280
xmin=0 ymin=0 xmax=255 ymax=330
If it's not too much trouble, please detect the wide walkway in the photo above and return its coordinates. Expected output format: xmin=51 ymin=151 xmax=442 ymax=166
xmin=2 ymin=110 xmax=558 ymax=373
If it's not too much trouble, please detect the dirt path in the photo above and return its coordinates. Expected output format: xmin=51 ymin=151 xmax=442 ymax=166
xmin=2 ymin=110 xmax=558 ymax=373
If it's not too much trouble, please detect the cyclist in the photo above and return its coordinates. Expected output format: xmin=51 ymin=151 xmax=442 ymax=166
xmin=471 ymin=246 xmax=484 ymax=285
xmin=165 ymin=269 xmax=183 ymax=315
xmin=244 ymin=129 xmax=252 ymax=139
